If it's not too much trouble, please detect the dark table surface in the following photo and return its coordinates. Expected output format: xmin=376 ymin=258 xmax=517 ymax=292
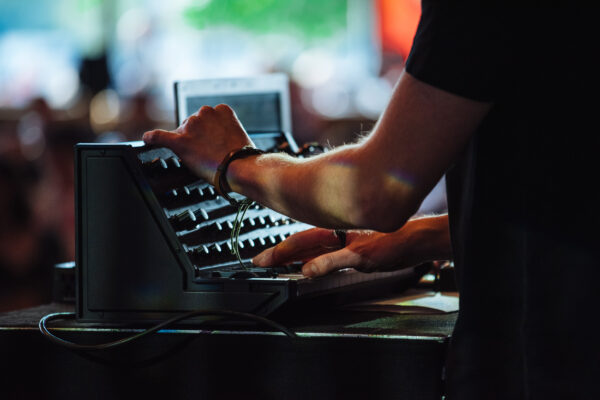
xmin=0 ymin=301 xmax=457 ymax=400
xmin=0 ymin=301 xmax=457 ymax=338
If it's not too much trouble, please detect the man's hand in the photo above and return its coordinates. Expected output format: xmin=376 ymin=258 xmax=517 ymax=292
xmin=142 ymin=104 xmax=253 ymax=185
xmin=252 ymin=215 xmax=452 ymax=278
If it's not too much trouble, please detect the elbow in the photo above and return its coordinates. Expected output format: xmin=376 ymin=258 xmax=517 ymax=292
xmin=365 ymin=208 xmax=413 ymax=233
xmin=354 ymin=188 xmax=420 ymax=233
xmin=373 ymin=217 xmax=410 ymax=233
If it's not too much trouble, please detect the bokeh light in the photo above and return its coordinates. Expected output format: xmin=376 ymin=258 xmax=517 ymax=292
xmin=90 ymin=89 xmax=121 ymax=132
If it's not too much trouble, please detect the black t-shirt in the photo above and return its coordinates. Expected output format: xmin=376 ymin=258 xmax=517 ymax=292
xmin=406 ymin=2 xmax=600 ymax=398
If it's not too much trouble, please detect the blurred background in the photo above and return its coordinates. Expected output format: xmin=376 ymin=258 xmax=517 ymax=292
xmin=0 ymin=0 xmax=443 ymax=312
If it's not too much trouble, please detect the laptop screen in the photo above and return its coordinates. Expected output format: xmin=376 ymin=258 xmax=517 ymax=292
xmin=184 ymin=92 xmax=281 ymax=133
xmin=173 ymin=74 xmax=292 ymax=135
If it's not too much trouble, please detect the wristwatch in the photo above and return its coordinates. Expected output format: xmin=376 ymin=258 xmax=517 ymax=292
xmin=214 ymin=145 xmax=266 ymax=206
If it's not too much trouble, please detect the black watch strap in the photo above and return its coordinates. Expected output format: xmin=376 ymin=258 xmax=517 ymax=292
xmin=214 ymin=146 xmax=265 ymax=206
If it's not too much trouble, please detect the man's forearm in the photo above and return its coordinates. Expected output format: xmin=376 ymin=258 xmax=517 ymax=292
xmin=400 ymin=214 xmax=452 ymax=265
xmin=227 ymin=143 xmax=420 ymax=231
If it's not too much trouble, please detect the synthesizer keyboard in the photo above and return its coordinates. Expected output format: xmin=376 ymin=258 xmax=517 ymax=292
xmin=75 ymin=139 xmax=423 ymax=323
xmin=137 ymin=143 xmax=310 ymax=278
xmin=76 ymin=73 xmax=425 ymax=323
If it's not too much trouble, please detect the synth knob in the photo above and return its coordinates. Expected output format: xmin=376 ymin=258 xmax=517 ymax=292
xmin=170 ymin=157 xmax=181 ymax=168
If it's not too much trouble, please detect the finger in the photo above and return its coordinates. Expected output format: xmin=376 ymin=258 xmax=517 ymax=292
xmin=252 ymin=238 xmax=327 ymax=267
xmin=143 ymin=129 xmax=180 ymax=148
xmin=302 ymin=248 xmax=362 ymax=278
xmin=196 ymin=105 xmax=217 ymax=117
xmin=252 ymin=228 xmax=340 ymax=267
xmin=214 ymin=103 xmax=235 ymax=116
xmin=176 ymin=113 xmax=206 ymax=134
xmin=174 ymin=120 xmax=187 ymax=134
xmin=285 ymin=228 xmax=341 ymax=248
xmin=251 ymin=246 xmax=276 ymax=267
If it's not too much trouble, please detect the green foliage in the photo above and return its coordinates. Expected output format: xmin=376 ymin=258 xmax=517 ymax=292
xmin=76 ymin=0 xmax=104 ymax=12
xmin=183 ymin=0 xmax=347 ymax=39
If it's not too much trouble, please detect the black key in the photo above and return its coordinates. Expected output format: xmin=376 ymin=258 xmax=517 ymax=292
xmin=191 ymin=243 xmax=231 ymax=266
xmin=182 ymin=185 xmax=219 ymax=203
xmin=192 ymin=208 xmax=210 ymax=221
xmin=178 ymin=220 xmax=234 ymax=245
xmin=207 ymin=243 xmax=233 ymax=265
xmin=239 ymin=217 xmax=264 ymax=234
xmin=239 ymin=238 xmax=263 ymax=259
xmin=250 ymin=236 xmax=272 ymax=254
xmin=276 ymin=233 xmax=287 ymax=243
xmin=158 ymin=184 xmax=215 ymax=208
xmin=169 ymin=157 xmax=181 ymax=168
xmin=187 ymin=243 xmax=232 ymax=267
xmin=141 ymin=158 xmax=167 ymax=174
xmin=168 ymin=208 xmax=199 ymax=231
xmin=141 ymin=157 xmax=201 ymax=192
xmin=186 ymin=245 xmax=209 ymax=265
xmin=207 ymin=205 xmax=238 ymax=220
xmin=200 ymin=186 xmax=219 ymax=201
xmin=156 ymin=188 xmax=179 ymax=205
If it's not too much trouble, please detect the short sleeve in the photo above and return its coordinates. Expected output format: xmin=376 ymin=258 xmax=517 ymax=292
xmin=405 ymin=1 xmax=514 ymax=102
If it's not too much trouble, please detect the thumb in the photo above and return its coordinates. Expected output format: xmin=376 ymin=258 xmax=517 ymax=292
xmin=143 ymin=129 xmax=180 ymax=148
xmin=302 ymin=248 xmax=362 ymax=278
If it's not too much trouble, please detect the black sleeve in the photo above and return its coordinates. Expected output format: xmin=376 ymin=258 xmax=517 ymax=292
xmin=405 ymin=1 xmax=515 ymax=102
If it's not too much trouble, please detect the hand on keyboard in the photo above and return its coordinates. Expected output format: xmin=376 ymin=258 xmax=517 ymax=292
xmin=252 ymin=215 xmax=453 ymax=278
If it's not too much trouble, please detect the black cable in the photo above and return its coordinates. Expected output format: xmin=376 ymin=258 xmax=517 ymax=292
xmin=39 ymin=309 xmax=297 ymax=351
